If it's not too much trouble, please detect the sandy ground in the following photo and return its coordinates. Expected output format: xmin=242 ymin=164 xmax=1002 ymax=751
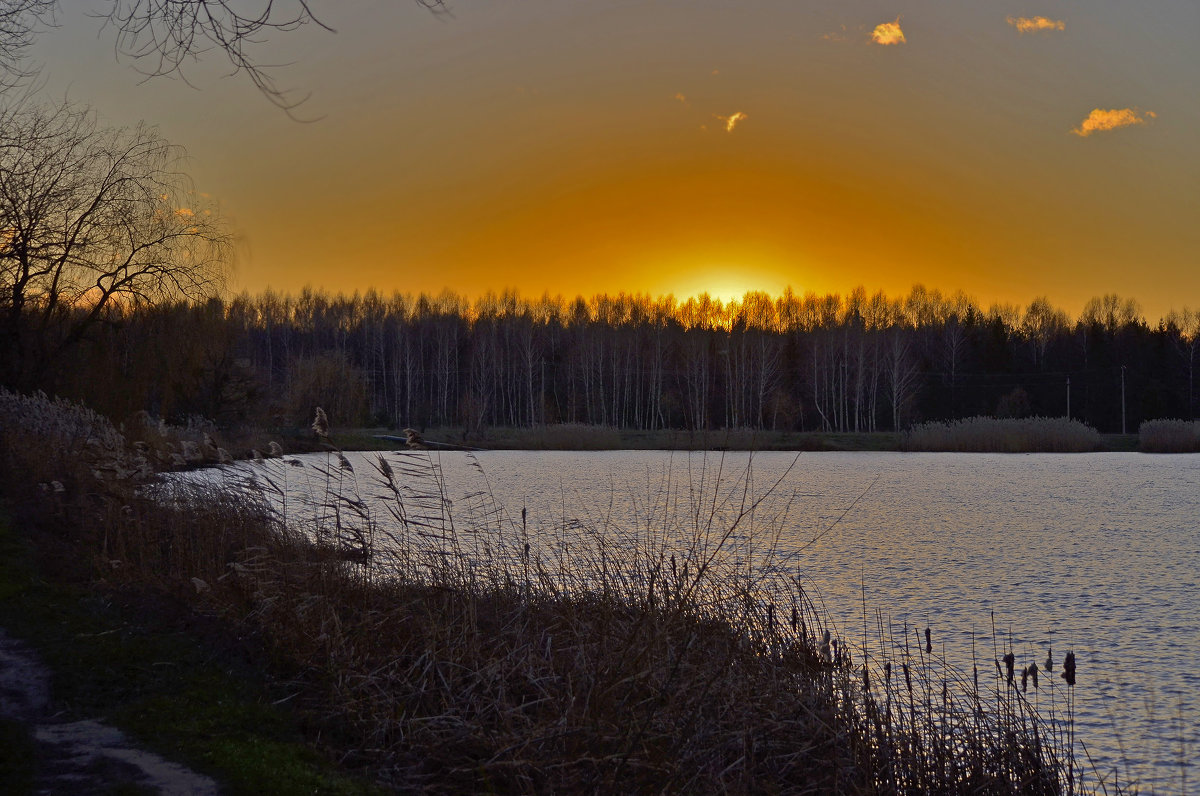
xmin=0 ymin=627 xmax=219 ymax=794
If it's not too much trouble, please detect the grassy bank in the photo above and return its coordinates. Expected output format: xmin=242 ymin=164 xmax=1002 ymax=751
xmin=203 ymin=421 xmax=1151 ymax=457
xmin=0 ymin=390 xmax=1120 ymax=793
xmin=0 ymin=517 xmax=383 ymax=795
xmin=324 ymin=423 xmax=1146 ymax=454
xmin=332 ymin=424 xmax=904 ymax=452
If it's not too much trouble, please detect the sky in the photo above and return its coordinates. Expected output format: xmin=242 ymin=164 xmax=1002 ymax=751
xmin=26 ymin=0 xmax=1200 ymax=319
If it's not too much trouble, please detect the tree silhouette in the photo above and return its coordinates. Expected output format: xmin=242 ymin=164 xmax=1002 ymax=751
xmin=0 ymin=99 xmax=229 ymax=388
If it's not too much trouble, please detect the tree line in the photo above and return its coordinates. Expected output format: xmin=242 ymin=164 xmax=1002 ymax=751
xmin=17 ymin=285 xmax=1200 ymax=435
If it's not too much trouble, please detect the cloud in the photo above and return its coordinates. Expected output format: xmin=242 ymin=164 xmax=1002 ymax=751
xmin=717 ymin=111 xmax=747 ymax=133
xmin=871 ymin=18 xmax=905 ymax=45
xmin=821 ymin=25 xmax=849 ymax=43
xmin=1071 ymin=108 xmax=1156 ymax=137
xmin=1007 ymin=16 xmax=1065 ymax=33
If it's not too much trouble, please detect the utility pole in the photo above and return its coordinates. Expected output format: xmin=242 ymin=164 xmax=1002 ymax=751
xmin=1121 ymin=365 xmax=1127 ymax=435
xmin=1066 ymin=376 xmax=1071 ymax=420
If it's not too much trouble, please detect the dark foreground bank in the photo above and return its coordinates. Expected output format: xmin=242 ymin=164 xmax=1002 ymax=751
xmin=0 ymin=390 xmax=1126 ymax=793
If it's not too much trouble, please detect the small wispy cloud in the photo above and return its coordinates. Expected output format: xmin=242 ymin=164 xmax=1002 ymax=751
xmin=821 ymin=25 xmax=849 ymax=43
xmin=674 ymin=92 xmax=687 ymax=104
xmin=871 ymin=18 xmax=905 ymax=45
xmin=1072 ymin=108 xmax=1156 ymax=137
xmin=1007 ymin=15 xmax=1066 ymax=34
xmin=717 ymin=111 xmax=748 ymax=133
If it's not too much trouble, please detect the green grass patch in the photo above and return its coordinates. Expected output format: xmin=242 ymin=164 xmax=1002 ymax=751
xmin=0 ymin=514 xmax=381 ymax=796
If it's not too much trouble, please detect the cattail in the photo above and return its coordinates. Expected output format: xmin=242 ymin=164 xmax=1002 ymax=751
xmin=902 ymin=662 xmax=912 ymax=693
xmin=1044 ymin=648 xmax=1053 ymax=673
xmin=790 ymin=606 xmax=799 ymax=632
xmin=925 ymin=627 xmax=932 ymax=654
xmin=1028 ymin=661 xmax=1039 ymax=689
xmin=862 ymin=664 xmax=871 ymax=692
xmin=312 ymin=407 xmax=330 ymax=438
xmin=337 ymin=453 xmax=353 ymax=472
xmin=1021 ymin=666 xmax=1029 ymax=692
xmin=1061 ymin=651 xmax=1076 ymax=686
xmin=884 ymin=661 xmax=892 ymax=684
xmin=1003 ymin=652 xmax=1015 ymax=685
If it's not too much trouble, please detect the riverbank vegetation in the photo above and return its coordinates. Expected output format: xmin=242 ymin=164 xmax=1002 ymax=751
xmin=1139 ymin=419 xmax=1200 ymax=453
xmin=903 ymin=417 xmax=1103 ymax=453
xmin=0 ymin=389 xmax=1124 ymax=793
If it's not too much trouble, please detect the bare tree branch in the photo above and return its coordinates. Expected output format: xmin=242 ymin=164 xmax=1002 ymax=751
xmin=0 ymin=0 xmax=53 ymax=91
xmin=0 ymin=1 xmax=447 ymax=109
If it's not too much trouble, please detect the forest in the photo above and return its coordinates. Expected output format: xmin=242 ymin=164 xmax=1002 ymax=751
xmin=10 ymin=283 xmax=1198 ymax=435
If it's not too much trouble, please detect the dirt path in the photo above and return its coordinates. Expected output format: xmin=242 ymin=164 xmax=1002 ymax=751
xmin=1 ymin=628 xmax=219 ymax=795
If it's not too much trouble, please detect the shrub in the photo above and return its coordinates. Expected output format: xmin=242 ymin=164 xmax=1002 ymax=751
xmin=904 ymin=416 xmax=1101 ymax=453
xmin=1138 ymin=419 xmax=1200 ymax=453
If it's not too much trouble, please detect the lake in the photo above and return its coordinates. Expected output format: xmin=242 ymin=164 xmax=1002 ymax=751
xmin=214 ymin=450 xmax=1199 ymax=792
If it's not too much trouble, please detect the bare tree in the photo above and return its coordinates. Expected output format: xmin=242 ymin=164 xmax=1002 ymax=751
xmin=0 ymin=0 xmax=51 ymax=90
xmin=1 ymin=1 xmax=444 ymax=108
xmin=1022 ymin=296 xmax=1067 ymax=370
xmin=101 ymin=0 xmax=335 ymax=110
xmin=0 ymin=99 xmax=229 ymax=387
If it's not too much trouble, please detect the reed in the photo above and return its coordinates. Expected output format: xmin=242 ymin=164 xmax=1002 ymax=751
xmin=904 ymin=416 xmax=1102 ymax=453
xmin=1138 ymin=419 xmax=1200 ymax=453
xmin=0 ymin=391 xmax=1124 ymax=794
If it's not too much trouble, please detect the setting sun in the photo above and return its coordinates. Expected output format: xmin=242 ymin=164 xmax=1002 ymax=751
xmin=666 ymin=267 xmax=788 ymax=304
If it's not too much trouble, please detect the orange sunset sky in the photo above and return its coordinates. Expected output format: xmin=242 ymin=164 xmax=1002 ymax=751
xmin=29 ymin=1 xmax=1200 ymax=319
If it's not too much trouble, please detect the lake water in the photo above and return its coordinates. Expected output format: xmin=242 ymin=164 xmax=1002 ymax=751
xmin=214 ymin=450 xmax=1199 ymax=793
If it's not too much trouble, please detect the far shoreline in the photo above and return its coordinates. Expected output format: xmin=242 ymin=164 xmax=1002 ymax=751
xmin=273 ymin=424 xmax=1145 ymax=454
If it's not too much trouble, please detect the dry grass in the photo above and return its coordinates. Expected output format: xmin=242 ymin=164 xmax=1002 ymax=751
xmin=1138 ymin=419 xmax=1200 ymax=453
xmin=0 ymin=390 xmax=1115 ymax=794
xmin=904 ymin=416 xmax=1102 ymax=453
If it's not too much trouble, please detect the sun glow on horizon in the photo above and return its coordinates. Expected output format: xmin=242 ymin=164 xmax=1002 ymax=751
xmin=662 ymin=265 xmax=796 ymax=306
